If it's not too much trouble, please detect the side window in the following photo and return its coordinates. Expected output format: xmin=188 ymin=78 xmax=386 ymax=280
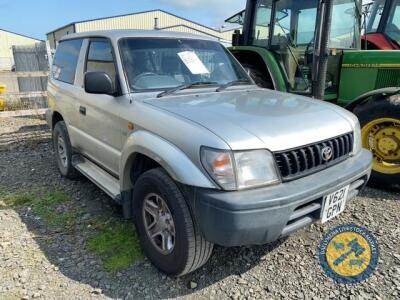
xmin=386 ymin=3 xmax=400 ymax=42
xmin=86 ymin=40 xmax=117 ymax=86
xmin=52 ymin=39 xmax=83 ymax=84
xmin=367 ymin=0 xmax=385 ymax=32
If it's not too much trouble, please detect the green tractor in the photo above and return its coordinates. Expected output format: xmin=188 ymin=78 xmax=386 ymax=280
xmin=226 ymin=0 xmax=400 ymax=188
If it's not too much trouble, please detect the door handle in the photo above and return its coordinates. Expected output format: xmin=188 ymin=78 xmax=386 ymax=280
xmin=79 ymin=106 xmax=86 ymax=115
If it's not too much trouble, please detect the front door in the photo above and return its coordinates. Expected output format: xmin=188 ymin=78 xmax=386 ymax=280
xmin=75 ymin=38 xmax=123 ymax=176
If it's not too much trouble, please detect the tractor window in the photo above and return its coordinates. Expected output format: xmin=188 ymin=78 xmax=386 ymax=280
xmin=273 ymin=9 xmax=292 ymax=44
xmin=385 ymin=0 xmax=400 ymax=43
xmin=330 ymin=0 xmax=361 ymax=49
xmin=251 ymin=0 xmax=273 ymax=47
xmin=271 ymin=1 xmax=293 ymax=47
xmin=297 ymin=8 xmax=318 ymax=45
xmin=367 ymin=0 xmax=385 ymax=33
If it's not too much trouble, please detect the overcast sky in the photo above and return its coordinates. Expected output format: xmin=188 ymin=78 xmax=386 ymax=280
xmin=0 ymin=0 xmax=245 ymax=39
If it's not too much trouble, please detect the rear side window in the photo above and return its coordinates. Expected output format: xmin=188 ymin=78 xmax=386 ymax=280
xmin=52 ymin=39 xmax=83 ymax=84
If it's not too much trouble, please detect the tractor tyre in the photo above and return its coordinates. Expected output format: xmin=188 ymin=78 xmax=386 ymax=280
xmin=353 ymin=100 xmax=400 ymax=190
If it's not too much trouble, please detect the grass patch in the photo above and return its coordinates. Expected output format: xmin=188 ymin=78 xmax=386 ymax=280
xmin=0 ymin=189 xmax=79 ymax=226
xmin=0 ymin=190 xmax=34 ymax=208
xmin=32 ymin=192 xmax=79 ymax=226
xmin=87 ymin=219 xmax=143 ymax=272
xmin=1 ymin=189 xmax=141 ymax=271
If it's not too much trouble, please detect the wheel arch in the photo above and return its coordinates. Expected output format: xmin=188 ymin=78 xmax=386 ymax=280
xmin=51 ymin=111 xmax=64 ymax=129
xmin=120 ymin=130 xmax=216 ymax=193
xmin=345 ymin=87 xmax=400 ymax=112
xmin=229 ymin=46 xmax=287 ymax=92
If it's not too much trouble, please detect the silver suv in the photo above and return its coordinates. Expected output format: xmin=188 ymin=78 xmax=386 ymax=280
xmin=46 ymin=30 xmax=372 ymax=276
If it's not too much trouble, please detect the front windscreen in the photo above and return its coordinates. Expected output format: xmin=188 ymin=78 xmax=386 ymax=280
xmin=268 ymin=0 xmax=360 ymax=49
xmin=119 ymin=38 xmax=249 ymax=92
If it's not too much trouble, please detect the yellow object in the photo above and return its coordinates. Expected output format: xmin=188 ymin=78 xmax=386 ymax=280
xmin=0 ymin=84 xmax=6 ymax=111
xmin=325 ymin=231 xmax=372 ymax=278
xmin=361 ymin=117 xmax=400 ymax=174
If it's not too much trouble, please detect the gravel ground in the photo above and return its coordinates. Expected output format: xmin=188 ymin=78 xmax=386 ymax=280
xmin=0 ymin=115 xmax=399 ymax=300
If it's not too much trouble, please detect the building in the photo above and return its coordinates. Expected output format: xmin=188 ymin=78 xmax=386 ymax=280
xmin=0 ymin=29 xmax=43 ymax=71
xmin=47 ymin=9 xmax=236 ymax=51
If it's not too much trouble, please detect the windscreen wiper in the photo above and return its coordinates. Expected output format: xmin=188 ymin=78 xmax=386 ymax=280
xmin=216 ymin=79 xmax=252 ymax=92
xmin=157 ymin=81 xmax=218 ymax=98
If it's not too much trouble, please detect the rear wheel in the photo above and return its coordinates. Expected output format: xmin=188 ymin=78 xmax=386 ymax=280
xmin=53 ymin=121 xmax=79 ymax=179
xmin=133 ymin=168 xmax=213 ymax=276
xmin=354 ymin=100 xmax=400 ymax=189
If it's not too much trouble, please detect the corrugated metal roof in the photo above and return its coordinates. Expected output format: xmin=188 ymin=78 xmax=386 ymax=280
xmin=0 ymin=28 xmax=44 ymax=42
xmin=47 ymin=9 xmax=226 ymax=36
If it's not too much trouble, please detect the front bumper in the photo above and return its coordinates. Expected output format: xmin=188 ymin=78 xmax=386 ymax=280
xmin=192 ymin=149 xmax=372 ymax=247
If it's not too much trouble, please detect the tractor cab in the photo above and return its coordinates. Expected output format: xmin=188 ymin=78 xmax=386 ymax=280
xmin=228 ymin=0 xmax=362 ymax=99
xmin=364 ymin=0 xmax=400 ymax=49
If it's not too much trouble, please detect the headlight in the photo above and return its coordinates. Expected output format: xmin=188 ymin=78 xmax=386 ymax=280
xmin=201 ymin=147 xmax=280 ymax=190
xmin=353 ymin=121 xmax=362 ymax=155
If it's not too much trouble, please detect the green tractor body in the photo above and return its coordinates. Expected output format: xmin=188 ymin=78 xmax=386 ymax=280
xmin=227 ymin=0 xmax=400 ymax=188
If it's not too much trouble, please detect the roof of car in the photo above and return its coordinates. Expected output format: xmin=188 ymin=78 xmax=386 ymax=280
xmin=60 ymin=29 xmax=217 ymax=42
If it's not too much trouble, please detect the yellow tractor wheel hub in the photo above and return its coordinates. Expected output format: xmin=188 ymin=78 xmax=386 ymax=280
xmin=361 ymin=117 xmax=400 ymax=175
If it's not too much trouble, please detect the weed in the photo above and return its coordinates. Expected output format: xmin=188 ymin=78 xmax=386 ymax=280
xmin=0 ymin=190 xmax=34 ymax=208
xmin=1 ymin=189 xmax=141 ymax=271
xmin=0 ymin=189 xmax=79 ymax=226
xmin=32 ymin=191 xmax=79 ymax=226
xmin=87 ymin=219 xmax=143 ymax=272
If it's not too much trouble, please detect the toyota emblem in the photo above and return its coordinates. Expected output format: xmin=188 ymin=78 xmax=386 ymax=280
xmin=321 ymin=146 xmax=333 ymax=162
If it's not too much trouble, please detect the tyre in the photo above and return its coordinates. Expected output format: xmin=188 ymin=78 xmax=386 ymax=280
xmin=353 ymin=100 xmax=400 ymax=189
xmin=242 ymin=63 xmax=273 ymax=89
xmin=53 ymin=121 xmax=79 ymax=179
xmin=133 ymin=168 xmax=213 ymax=276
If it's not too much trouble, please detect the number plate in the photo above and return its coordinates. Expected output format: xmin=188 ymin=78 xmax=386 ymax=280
xmin=321 ymin=185 xmax=350 ymax=223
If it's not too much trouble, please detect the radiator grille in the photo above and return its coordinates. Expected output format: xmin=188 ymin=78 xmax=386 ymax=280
xmin=375 ymin=69 xmax=400 ymax=89
xmin=274 ymin=132 xmax=354 ymax=181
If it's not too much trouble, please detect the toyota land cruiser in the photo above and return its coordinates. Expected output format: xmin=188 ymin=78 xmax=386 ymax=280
xmin=46 ymin=30 xmax=372 ymax=276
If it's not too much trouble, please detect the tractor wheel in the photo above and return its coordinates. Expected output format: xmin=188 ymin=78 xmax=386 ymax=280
xmin=353 ymin=100 xmax=400 ymax=189
xmin=242 ymin=64 xmax=273 ymax=89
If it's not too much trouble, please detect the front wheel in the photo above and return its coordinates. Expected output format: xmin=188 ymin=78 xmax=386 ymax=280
xmin=133 ymin=168 xmax=213 ymax=276
xmin=354 ymin=100 xmax=400 ymax=189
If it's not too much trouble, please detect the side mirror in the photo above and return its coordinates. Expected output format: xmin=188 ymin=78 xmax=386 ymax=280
xmin=84 ymin=72 xmax=116 ymax=96
xmin=232 ymin=29 xmax=242 ymax=46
